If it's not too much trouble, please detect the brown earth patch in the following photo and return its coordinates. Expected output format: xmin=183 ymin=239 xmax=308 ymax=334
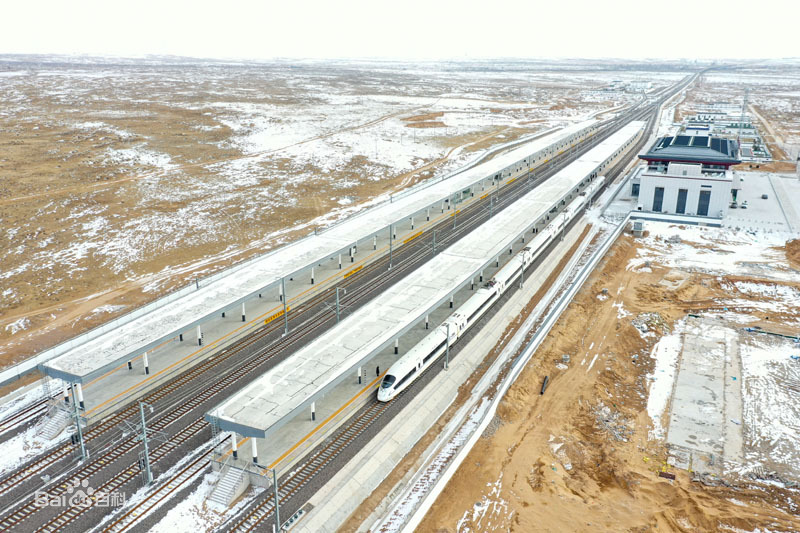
xmin=416 ymin=233 xmax=800 ymax=532
xmin=786 ymin=239 xmax=800 ymax=270
xmin=404 ymin=121 xmax=446 ymax=129
xmin=402 ymin=111 xmax=445 ymax=122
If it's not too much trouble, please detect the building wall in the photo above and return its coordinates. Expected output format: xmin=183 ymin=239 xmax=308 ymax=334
xmin=638 ymin=173 xmax=732 ymax=218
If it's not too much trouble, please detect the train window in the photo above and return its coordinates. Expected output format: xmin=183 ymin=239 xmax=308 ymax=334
xmin=424 ymin=340 xmax=448 ymax=364
xmin=396 ymin=367 xmax=417 ymax=388
xmin=380 ymin=375 xmax=396 ymax=389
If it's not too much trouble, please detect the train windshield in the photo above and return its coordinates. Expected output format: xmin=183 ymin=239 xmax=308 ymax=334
xmin=380 ymin=375 xmax=396 ymax=389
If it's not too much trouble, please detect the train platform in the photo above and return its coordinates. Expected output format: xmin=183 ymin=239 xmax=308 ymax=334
xmin=32 ymin=119 xmax=602 ymax=424
xmin=204 ymin=123 xmax=645 ymax=476
xmin=33 ymin=119 xmax=597 ymax=386
xmin=206 ymin=211 xmax=586 ymax=499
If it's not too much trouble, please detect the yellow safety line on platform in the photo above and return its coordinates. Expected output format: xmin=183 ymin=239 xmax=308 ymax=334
xmin=216 ymin=373 xmax=384 ymax=470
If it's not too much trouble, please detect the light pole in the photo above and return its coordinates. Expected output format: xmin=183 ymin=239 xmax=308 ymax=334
xmin=444 ymin=322 xmax=450 ymax=370
xmin=71 ymin=384 xmax=87 ymax=461
xmin=452 ymin=193 xmax=457 ymax=230
xmin=432 ymin=229 xmax=437 ymax=256
xmin=336 ymin=287 xmax=346 ymax=324
xmin=272 ymin=468 xmax=281 ymax=532
xmin=139 ymin=401 xmax=153 ymax=485
xmin=281 ymin=277 xmax=288 ymax=335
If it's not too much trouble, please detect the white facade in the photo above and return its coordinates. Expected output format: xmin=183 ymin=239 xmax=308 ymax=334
xmin=636 ymin=163 xmax=732 ymax=219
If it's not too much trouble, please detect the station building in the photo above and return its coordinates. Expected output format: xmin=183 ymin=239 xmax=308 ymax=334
xmin=631 ymin=135 xmax=741 ymax=218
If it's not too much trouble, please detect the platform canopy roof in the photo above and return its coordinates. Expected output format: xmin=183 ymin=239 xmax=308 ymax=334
xmin=205 ymin=122 xmax=645 ymax=439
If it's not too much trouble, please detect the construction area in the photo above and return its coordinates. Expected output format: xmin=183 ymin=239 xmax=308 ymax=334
xmin=412 ymin=220 xmax=800 ymax=532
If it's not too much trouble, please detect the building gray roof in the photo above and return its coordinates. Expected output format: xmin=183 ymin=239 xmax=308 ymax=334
xmin=640 ymin=135 xmax=741 ymax=166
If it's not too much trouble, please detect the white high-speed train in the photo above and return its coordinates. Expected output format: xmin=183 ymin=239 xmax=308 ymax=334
xmin=377 ymin=176 xmax=605 ymax=402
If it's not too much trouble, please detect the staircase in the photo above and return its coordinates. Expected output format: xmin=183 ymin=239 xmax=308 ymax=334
xmin=37 ymin=408 xmax=71 ymax=440
xmin=208 ymin=464 xmax=249 ymax=508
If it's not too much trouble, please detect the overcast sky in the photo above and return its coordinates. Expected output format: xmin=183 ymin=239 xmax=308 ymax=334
xmin=2 ymin=0 xmax=796 ymax=61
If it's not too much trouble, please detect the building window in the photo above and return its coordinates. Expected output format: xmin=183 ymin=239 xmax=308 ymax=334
xmin=676 ymin=189 xmax=688 ymax=214
xmin=698 ymin=190 xmax=711 ymax=216
xmin=631 ymin=183 xmax=640 ymax=197
xmin=653 ymin=187 xmax=664 ymax=212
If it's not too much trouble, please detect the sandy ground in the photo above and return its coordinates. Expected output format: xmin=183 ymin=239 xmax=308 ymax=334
xmin=417 ymin=228 xmax=800 ymax=533
xmin=3 ymin=56 xmax=674 ymax=370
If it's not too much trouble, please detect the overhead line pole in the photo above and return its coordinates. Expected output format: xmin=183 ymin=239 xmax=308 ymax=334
xmin=282 ymin=277 xmax=288 ymax=335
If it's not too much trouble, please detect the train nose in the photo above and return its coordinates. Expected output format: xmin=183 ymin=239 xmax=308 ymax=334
xmin=377 ymin=388 xmax=389 ymax=402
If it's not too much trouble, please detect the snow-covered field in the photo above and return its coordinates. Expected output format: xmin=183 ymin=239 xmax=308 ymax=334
xmin=0 ymin=56 xmax=687 ymax=368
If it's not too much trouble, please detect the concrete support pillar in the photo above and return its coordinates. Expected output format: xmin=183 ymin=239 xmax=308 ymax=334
xmin=394 ymin=338 xmax=399 ymax=354
xmin=197 ymin=325 xmax=203 ymax=346
xmin=480 ymin=270 xmax=484 ymax=282
xmin=373 ymin=235 xmax=377 ymax=250
xmin=143 ymin=351 xmax=149 ymax=375
xmin=393 ymin=227 xmax=396 ymax=240
xmin=441 ymin=200 xmax=445 ymax=213
xmin=179 ymin=333 xmax=183 ymax=342
xmin=242 ymin=302 xmax=246 ymax=322
xmin=311 ymin=267 xmax=315 ymax=285
xmin=63 ymin=385 xmax=69 ymax=404
xmin=509 ymin=246 xmax=513 ymax=255
xmin=357 ymin=366 xmax=362 ymax=385
xmin=311 ymin=401 xmax=316 ymax=421
xmin=426 ymin=207 xmax=430 ymax=221
xmin=231 ymin=433 xmax=238 ymax=459
xmin=425 ymin=314 xmax=429 ymax=329
xmin=127 ymin=360 xmax=132 ymax=370
xmin=251 ymin=438 xmax=258 ymax=465
xmin=450 ymin=295 xmax=454 ymax=308
xmin=471 ymin=278 xmax=475 ymax=290
xmin=76 ymin=383 xmax=85 ymax=410
xmin=350 ymin=246 xmax=354 ymax=263
xmin=496 ymin=256 xmax=500 ymax=267
xmin=279 ymin=283 xmax=283 ymax=302
xmin=411 ymin=216 xmax=414 ymax=230
xmin=338 ymin=254 xmax=342 ymax=269
xmin=259 ymin=293 xmax=262 ymax=298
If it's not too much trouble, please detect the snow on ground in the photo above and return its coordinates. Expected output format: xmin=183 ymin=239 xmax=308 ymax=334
xmin=145 ymin=468 xmax=263 ymax=533
xmin=4 ymin=317 xmax=30 ymax=334
xmin=645 ymin=320 xmax=684 ymax=439
xmin=0 ymin=425 xmax=63 ymax=477
xmin=629 ymin=222 xmax=795 ymax=281
xmin=0 ymin=379 xmax=53 ymax=421
xmin=455 ymin=472 xmax=513 ymax=532
xmin=378 ymin=398 xmax=490 ymax=532
xmin=739 ymin=336 xmax=800 ymax=473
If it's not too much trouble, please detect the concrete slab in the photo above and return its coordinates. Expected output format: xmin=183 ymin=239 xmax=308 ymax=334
xmin=666 ymin=317 xmax=743 ymax=473
xmin=723 ymin=171 xmax=799 ymax=233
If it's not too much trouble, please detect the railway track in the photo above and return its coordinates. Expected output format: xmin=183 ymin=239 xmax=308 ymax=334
xmin=213 ymin=78 xmax=693 ymax=532
xmin=0 ymin=397 xmax=51 ymax=439
xmin=4 ymin=174 xmax=547 ymax=530
xmin=0 ymin=88 xmax=680 ymax=532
